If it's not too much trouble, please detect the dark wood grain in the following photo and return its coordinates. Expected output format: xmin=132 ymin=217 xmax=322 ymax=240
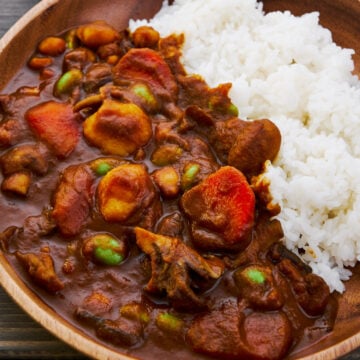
xmin=0 ymin=286 xmax=87 ymax=359
xmin=0 ymin=0 xmax=359 ymax=359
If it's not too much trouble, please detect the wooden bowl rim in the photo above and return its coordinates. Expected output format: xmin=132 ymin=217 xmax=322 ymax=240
xmin=0 ymin=0 xmax=359 ymax=359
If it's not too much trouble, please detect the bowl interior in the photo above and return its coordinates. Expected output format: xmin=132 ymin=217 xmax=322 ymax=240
xmin=0 ymin=0 xmax=359 ymax=359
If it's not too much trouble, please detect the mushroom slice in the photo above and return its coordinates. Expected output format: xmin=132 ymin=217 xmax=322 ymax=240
xmin=135 ymin=227 xmax=224 ymax=311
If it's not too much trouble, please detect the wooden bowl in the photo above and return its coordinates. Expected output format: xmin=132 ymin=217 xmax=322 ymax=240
xmin=0 ymin=0 xmax=359 ymax=359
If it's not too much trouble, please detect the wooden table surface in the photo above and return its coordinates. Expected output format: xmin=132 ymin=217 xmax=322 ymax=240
xmin=0 ymin=0 xmax=359 ymax=359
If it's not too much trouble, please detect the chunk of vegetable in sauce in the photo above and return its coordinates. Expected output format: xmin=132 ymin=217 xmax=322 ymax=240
xmin=181 ymin=166 xmax=255 ymax=251
xmin=97 ymin=164 xmax=156 ymax=223
xmin=25 ymin=101 xmax=80 ymax=158
xmin=83 ymin=99 xmax=152 ymax=156
xmin=82 ymin=233 xmax=127 ymax=266
xmin=37 ymin=36 xmax=66 ymax=56
xmin=76 ymin=21 xmax=120 ymax=48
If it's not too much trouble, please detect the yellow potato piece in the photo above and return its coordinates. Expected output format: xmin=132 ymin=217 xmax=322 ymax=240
xmin=152 ymin=166 xmax=179 ymax=198
xmin=1 ymin=172 xmax=31 ymax=196
xmin=76 ymin=21 xmax=120 ymax=48
xmin=97 ymin=164 xmax=153 ymax=222
xmin=83 ymin=99 xmax=152 ymax=156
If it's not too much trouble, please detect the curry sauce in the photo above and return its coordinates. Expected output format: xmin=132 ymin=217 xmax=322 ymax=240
xmin=0 ymin=21 xmax=337 ymax=360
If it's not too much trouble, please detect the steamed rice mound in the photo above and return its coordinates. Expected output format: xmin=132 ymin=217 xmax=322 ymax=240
xmin=130 ymin=0 xmax=360 ymax=292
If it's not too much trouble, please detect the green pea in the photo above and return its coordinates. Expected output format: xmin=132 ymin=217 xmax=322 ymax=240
xmin=82 ymin=233 xmax=127 ymax=266
xmin=96 ymin=162 xmax=112 ymax=176
xmin=181 ymin=163 xmax=200 ymax=190
xmin=65 ymin=29 xmax=78 ymax=49
xmin=151 ymin=144 xmax=183 ymax=166
xmin=228 ymin=103 xmax=239 ymax=116
xmin=54 ymin=69 xmax=82 ymax=96
xmin=156 ymin=312 xmax=183 ymax=332
xmin=208 ymin=99 xmax=239 ymax=117
xmin=94 ymin=247 xmax=123 ymax=265
xmin=246 ymin=268 xmax=266 ymax=284
xmin=89 ymin=158 xmax=123 ymax=176
xmin=93 ymin=236 xmax=124 ymax=266
xmin=120 ymin=303 xmax=150 ymax=324
xmin=132 ymin=83 xmax=157 ymax=107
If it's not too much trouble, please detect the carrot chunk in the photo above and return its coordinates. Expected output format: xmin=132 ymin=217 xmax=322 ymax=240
xmin=25 ymin=101 xmax=80 ymax=158
xmin=181 ymin=166 xmax=255 ymax=251
xmin=113 ymin=48 xmax=178 ymax=101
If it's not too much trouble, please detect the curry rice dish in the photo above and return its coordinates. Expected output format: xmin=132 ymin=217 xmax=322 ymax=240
xmin=0 ymin=0 xmax=359 ymax=359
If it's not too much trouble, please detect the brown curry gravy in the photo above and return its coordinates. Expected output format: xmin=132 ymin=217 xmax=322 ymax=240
xmin=0 ymin=22 xmax=338 ymax=359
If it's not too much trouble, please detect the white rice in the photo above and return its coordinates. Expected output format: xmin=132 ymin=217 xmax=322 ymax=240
xmin=130 ymin=0 xmax=360 ymax=292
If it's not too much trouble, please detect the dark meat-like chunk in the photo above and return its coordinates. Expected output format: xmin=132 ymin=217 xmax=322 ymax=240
xmin=277 ymin=258 xmax=330 ymax=316
xmin=52 ymin=165 xmax=94 ymax=237
xmin=0 ymin=143 xmax=49 ymax=176
xmin=62 ymin=47 xmax=96 ymax=72
xmin=77 ymin=291 xmax=112 ymax=319
xmin=187 ymin=301 xmax=245 ymax=359
xmin=228 ymin=119 xmax=281 ymax=177
xmin=156 ymin=212 xmax=183 ymax=237
xmin=243 ymin=311 xmax=292 ymax=360
xmin=135 ymin=227 xmax=224 ymax=311
xmin=181 ymin=166 xmax=255 ymax=251
xmin=233 ymin=264 xmax=284 ymax=310
xmin=187 ymin=301 xmax=292 ymax=360
xmin=76 ymin=293 xmax=144 ymax=347
xmin=207 ymin=117 xmax=247 ymax=163
xmin=269 ymin=243 xmax=312 ymax=273
xmin=16 ymin=249 xmax=64 ymax=293
xmin=96 ymin=317 xmax=143 ymax=347
xmin=179 ymin=75 xmax=237 ymax=121
xmin=0 ymin=210 xmax=56 ymax=252
xmin=83 ymin=63 xmax=112 ymax=93
xmin=230 ymin=216 xmax=284 ymax=269
xmin=193 ymin=115 xmax=281 ymax=178
xmin=0 ymin=119 xmax=23 ymax=148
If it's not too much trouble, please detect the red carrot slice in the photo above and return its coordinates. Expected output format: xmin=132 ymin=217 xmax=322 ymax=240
xmin=25 ymin=101 xmax=80 ymax=158
xmin=181 ymin=166 xmax=255 ymax=251
xmin=113 ymin=48 xmax=178 ymax=101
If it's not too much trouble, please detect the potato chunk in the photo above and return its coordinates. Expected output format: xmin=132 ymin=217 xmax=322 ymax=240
xmin=76 ymin=21 xmax=120 ymax=48
xmin=83 ymin=99 xmax=152 ymax=156
xmin=1 ymin=171 xmax=31 ymax=196
xmin=97 ymin=164 xmax=156 ymax=223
